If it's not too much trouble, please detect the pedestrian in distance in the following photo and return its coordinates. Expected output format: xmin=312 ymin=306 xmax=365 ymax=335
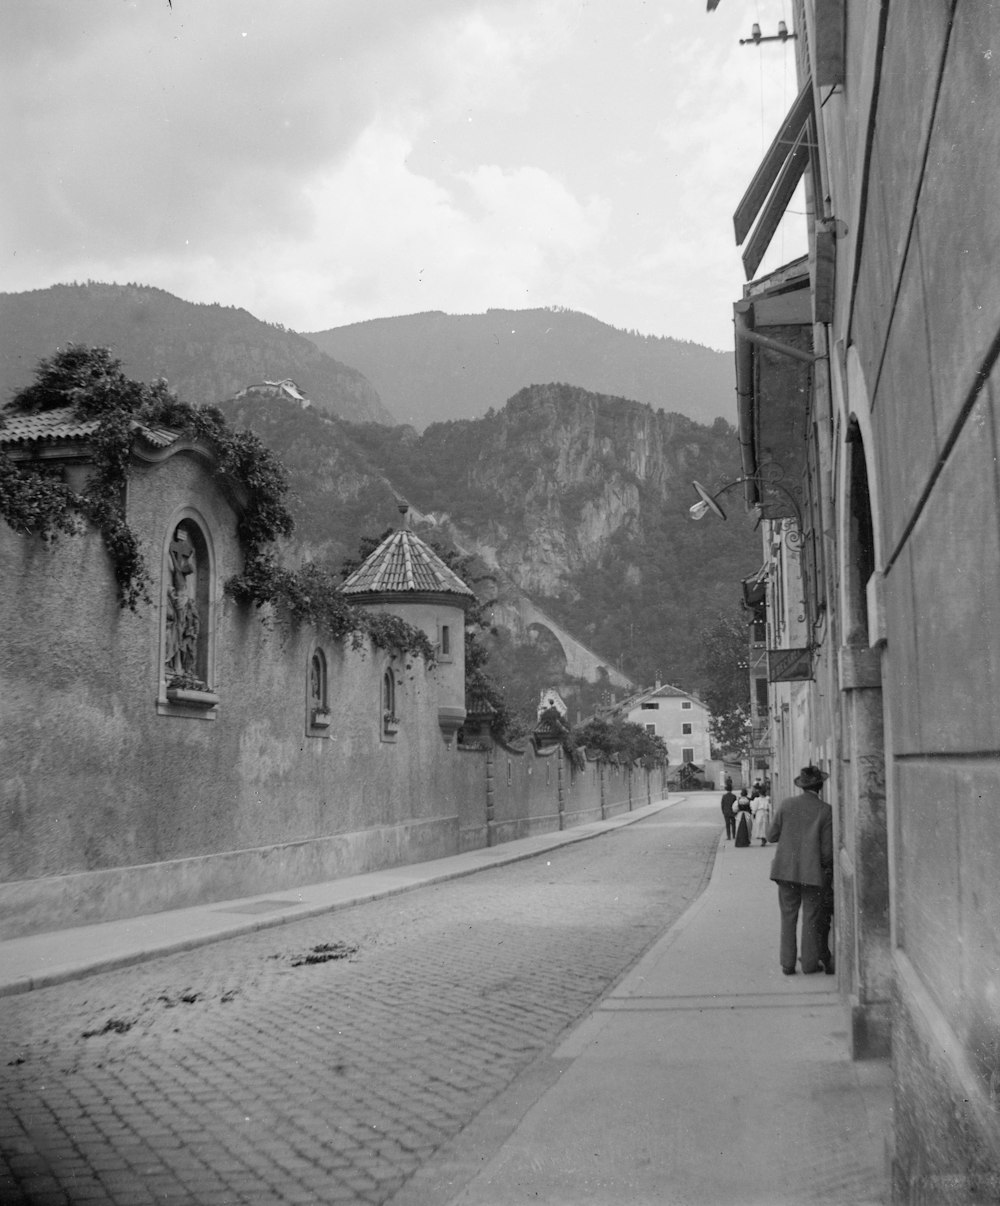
xmin=751 ymin=789 xmax=771 ymax=846
xmin=733 ymin=790 xmax=753 ymax=847
xmin=720 ymin=787 xmax=737 ymax=840
xmin=767 ymin=766 xmax=833 ymax=975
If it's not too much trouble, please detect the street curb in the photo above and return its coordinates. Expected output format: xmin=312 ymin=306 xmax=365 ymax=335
xmin=0 ymin=796 xmax=684 ymax=997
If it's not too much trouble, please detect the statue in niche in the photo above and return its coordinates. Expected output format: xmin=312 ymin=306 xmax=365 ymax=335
xmin=310 ymin=652 xmax=324 ymax=707
xmin=164 ymin=523 xmax=202 ymax=686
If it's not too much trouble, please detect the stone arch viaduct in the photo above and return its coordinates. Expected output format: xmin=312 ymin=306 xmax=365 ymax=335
xmin=494 ymin=594 xmax=636 ymax=692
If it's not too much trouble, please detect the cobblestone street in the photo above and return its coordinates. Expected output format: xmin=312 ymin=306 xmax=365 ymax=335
xmin=1 ymin=801 xmax=720 ymax=1205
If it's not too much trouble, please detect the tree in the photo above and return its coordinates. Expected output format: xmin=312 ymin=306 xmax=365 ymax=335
xmin=570 ymin=717 xmax=668 ymax=765
xmin=699 ymin=610 xmax=752 ymax=755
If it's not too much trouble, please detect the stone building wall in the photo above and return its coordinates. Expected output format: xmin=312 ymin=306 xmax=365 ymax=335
xmin=809 ymin=0 xmax=1000 ymax=1190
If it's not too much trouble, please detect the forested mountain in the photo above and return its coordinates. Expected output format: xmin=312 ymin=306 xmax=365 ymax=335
xmin=305 ymin=308 xmax=735 ymax=431
xmin=218 ymin=382 xmax=761 ymax=716
xmin=0 ymin=284 xmax=393 ymax=425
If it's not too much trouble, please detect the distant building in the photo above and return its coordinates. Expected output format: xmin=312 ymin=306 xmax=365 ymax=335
xmin=232 ymin=379 xmax=310 ymax=408
xmin=536 ymin=689 xmax=568 ymax=720
xmin=622 ymin=683 xmax=710 ymax=770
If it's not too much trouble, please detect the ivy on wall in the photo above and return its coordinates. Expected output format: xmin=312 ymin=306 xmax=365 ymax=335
xmin=0 ymin=346 xmax=435 ymax=661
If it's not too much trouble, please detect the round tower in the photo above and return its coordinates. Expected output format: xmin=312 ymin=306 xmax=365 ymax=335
xmin=340 ymin=503 xmax=474 ymax=744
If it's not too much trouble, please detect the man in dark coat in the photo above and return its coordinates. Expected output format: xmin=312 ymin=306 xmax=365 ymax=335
xmin=720 ymin=787 xmax=737 ymax=840
xmin=767 ymin=766 xmax=833 ymax=975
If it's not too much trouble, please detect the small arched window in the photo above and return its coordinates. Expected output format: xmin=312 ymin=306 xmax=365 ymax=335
xmin=438 ymin=622 xmax=452 ymax=660
xmin=308 ymin=648 xmax=330 ymax=733
xmin=382 ymin=669 xmax=398 ymax=738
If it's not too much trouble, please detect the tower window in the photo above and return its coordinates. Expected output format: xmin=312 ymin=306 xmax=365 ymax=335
xmin=308 ymin=648 xmax=330 ymax=733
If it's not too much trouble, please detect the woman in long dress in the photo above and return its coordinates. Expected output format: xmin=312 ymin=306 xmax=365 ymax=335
xmin=734 ymin=792 xmax=753 ymax=846
xmin=751 ymin=792 xmax=772 ymax=845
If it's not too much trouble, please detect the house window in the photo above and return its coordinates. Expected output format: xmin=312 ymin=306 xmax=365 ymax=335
xmin=307 ymin=648 xmax=330 ymax=734
xmin=682 ymin=723 xmax=693 ymax=735
xmin=645 ymin=724 xmax=656 ymax=735
xmin=682 ymin=747 xmax=695 ymax=763
xmin=438 ymin=622 xmax=453 ymax=661
xmin=159 ymin=514 xmax=219 ymax=718
xmin=681 ymin=701 xmax=692 ymax=710
xmin=382 ymin=670 xmax=398 ymax=738
xmin=641 ymin=702 xmax=659 ymax=710
xmin=755 ymin=678 xmax=770 ymax=713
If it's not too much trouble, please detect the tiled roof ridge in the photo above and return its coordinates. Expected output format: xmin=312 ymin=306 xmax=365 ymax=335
xmin=341 ymin=526 xmax=474 ymax=598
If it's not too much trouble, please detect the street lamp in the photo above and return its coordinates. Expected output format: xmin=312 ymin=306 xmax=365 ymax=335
xmin=688 ymin=476 xmax=803 ymax=531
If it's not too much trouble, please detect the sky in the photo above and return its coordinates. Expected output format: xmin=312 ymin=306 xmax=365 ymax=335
xmin=2 ymin=0 xmax=807 ymax=352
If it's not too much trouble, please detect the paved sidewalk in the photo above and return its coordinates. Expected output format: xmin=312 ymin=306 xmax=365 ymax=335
xmin=392 ymin=835 xmax=894 ymax=1206
xmin=0 ymin=798 xmax=676 ymax=998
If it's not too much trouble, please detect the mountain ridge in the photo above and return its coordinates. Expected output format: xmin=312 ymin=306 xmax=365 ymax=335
xmin=305 ymin=306 xmax=735 ymax=431
xmin=0 ymin=283 xmax=394 ymax=425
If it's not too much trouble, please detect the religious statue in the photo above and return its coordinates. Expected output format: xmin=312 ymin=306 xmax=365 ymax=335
xmin=164 ymin=524 xmax=202 ymax=684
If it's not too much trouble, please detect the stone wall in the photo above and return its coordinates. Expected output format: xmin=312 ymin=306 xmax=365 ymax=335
xmin=1 ymin=446 xmax=667 ymax=940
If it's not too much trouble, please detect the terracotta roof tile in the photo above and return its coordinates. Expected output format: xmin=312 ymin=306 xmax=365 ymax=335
xmin=341 ymin=528 xmax=474 ymax=599
xmin=0 ymin=407 xmax=100 ymax=446
xmin=0 ymin=406 xmax=181 ymax=451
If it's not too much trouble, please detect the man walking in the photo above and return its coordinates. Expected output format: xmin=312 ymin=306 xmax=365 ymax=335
xmin=767 ymin=766 xmax=833 ymax=975
xmin=720 ymin=786 xmax=737 ymax=841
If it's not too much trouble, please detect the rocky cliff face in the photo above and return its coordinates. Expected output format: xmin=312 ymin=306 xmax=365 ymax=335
xmin=415 ymin=385 xmax=747 ymax=602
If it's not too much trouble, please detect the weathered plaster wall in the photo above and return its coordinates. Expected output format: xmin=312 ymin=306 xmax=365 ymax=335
xmin=842 ymin=0 xmax=1000 ymax=1190
xmin=491 ymin=742 xmax=564 ymax=841
xmin=1 ymin=449 xmax=668 ymax=939
xmin=0 ymin=451 xmax=477 ymax=936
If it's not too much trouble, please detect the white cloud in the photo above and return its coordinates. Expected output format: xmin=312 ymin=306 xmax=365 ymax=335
xmin=1 ymin=0 xmax=806 ymax=347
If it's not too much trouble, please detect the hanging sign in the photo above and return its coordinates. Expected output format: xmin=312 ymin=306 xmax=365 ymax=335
xmin=767 ymin=646 xmax=813 ymax=682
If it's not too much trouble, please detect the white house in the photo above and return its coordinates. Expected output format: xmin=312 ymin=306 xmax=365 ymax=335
xmin=622 ymin=683 xmax=711 ymax=770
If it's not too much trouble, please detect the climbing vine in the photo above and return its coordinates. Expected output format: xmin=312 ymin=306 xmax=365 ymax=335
xmin=1 ymin=345 xmax=434 ymax=660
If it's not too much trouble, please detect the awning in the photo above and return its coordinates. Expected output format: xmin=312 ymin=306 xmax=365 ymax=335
xmin=733 ymin=81 xmax=814 ymax=280
xmin=734 ymin=259 xmax=814 ymax=520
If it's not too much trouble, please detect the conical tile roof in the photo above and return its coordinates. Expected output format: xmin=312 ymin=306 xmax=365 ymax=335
xmin=341 ymin=521 xmax=474 ymax=601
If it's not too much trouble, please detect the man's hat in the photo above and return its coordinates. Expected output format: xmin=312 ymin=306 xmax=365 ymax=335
xmin=794 ymin=765 xmax=829 ymax=790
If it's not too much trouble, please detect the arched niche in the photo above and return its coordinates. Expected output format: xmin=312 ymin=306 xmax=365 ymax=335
xmin=307 ymin=645 xmax=331 ymax=735
xmin=381 ymin=666 xmax=399 ymax=741
xmin=157 ymin=509 xmax=219 ymax=718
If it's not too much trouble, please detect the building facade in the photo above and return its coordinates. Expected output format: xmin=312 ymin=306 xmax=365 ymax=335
xmin=724 ymin=2 xmax=1000 ymax=1196
xmin=623 ymin=684 xmax=711 ymax=772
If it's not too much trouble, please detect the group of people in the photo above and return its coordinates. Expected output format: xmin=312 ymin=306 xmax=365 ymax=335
xmin=719 ymin=778 xmax=771 ymax=847
xmin=720 ymin=767 xmax=835 ymax=977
